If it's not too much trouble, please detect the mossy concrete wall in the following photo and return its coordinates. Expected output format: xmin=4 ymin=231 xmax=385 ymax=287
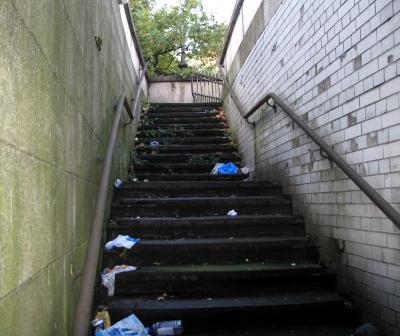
xmin=0 ymin=0 xmax=146 ymax=334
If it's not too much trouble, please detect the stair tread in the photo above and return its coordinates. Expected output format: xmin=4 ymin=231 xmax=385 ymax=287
xmin=186 ymin=323 xmax=353 ymax=336
xmin=106 ymin=236 xmax=309 ymax=246
xmin=137 ymin=137 xmax=231 ymax=144
xmin=121 ymin=261 xmax=323 ymax=274
xmin=118 ymin=181 xmax=279 ymax=189
xmin=139 ymin=123 xmax=227 ymax=129
xmin=111 ymin=214 xmax=300 ymax=224
xmin=133 ymin=174 xmax=249 ymax=181
xmin=108 ymin=289 xmax=345 ymax=310
xmin=137 ymin=153 xmax=238 ymax=158
xmin=116 ymin=196 xmax=290 ymax=207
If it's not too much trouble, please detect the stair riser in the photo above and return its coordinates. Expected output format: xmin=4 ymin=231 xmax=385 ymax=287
xmin=133 ymin=174 xmax=248 ymax=181
xmin=114 ymin=187 xmax=281 ymax=198
xmin=136 ymin=146 xmax=236 ymax=154
xmin=133 ymin=164 xmax=241 ymax=174
xmin=151 ymin=118 xmax=223 ymax=124
xmin=139 ymin=123 xmax=227 ymax=130
xmin=106 ymin=301 xmax=344 ymax=328
xmin=138 ymin=130 xmax=227 ymax=137
xmin=136 ymin=155 xmax=239 ymax=164
xmin=103 ymin=245 xmax=318 ymax=266
xmin=144 ymin=112 xmax=219 ymax=118
xmin=136 ymin=137 xmax=231 ymax=145
xmin=110 ymin=273 xmax=335 ymax=296
xmin=149 ymin=105 xmax=221 ymax=113
xmin=107 ymin=223 xmax=304 ymax=239
xmin=112 ymin=203 xmax=292 ymax=217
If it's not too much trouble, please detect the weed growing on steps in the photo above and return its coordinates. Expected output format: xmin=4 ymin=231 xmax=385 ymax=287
xmin=188 ymin=155 xmax=218 ymax=165
xmin=140 ymin=95 xmax=150 ymax=111
xmin=119 ymin=248 xmax=128 ymax=264
xmin=141 ymin=115 xmax=154 ymax=126
xmin=142 ymin=128 xmax=194 ymax=138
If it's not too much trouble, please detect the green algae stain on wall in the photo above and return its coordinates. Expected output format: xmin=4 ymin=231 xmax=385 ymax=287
xmin=0 ymin=0 xmax=141 ymax=334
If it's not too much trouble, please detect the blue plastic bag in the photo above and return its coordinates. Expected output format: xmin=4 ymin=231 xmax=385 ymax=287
xmin=96 ymin=314 xmax=148 ymax=336
xmin=218 ymin=162 xmax=239 ymax=175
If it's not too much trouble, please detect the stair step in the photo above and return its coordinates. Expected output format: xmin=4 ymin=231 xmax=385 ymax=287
xmin=138 ymin=129 xmax=227 ymax=137
xmin=105 ymin=290 xmax=346 ymax=325
xmin=110 ymin=262 xmax=333 ymax=296
xmin=150 ymin=117 xmax=223 ymax=125
xmin=108 ymin=215 xmax=304 ymax=239
xmin=103 ymin=237 xmax=317 ymax=266
xmin=133 ymin=173 xmax=249 ymax=181
xmin=139 ymin=123 xmax=227 ymax=130
xmin=137 ymin=153 xmax=239 ymax=164
xmin=185 ymin=322 xmax=354 ymax=336
xmin=145 ymin=111 xmax=219 ymax=118
xmin=149 ymin=103 xmax=221 ymax=112
xmin=135 ymin=144 xmax=236 ymax=154
xmin=115 ymin=181 xmax=281 ymax=198
xmin=136 ymin=137 xmax=231 ymax=145
xmin=133 ymin=163 xmax=241 ymax=174
xmin=112 ymin=196 xmax=292 ymax=217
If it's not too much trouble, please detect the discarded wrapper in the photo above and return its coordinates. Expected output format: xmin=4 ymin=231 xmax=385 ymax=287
xmin=101 ymin=265 xmax=137 ymax=296
xmin=114 ymin=179 xmax=123 ymax=188
xmin=218 ymin=162 xmax=239 ymax=175
xmin=96 ymin=313 xmax=148 ymax=336
xmin=105 ymin=235 xmax=140 ymax=250
xmin=240 ymin=167 xmax=250 ymax=175
xmin=227 ymin=209 xmax=238 ymax=216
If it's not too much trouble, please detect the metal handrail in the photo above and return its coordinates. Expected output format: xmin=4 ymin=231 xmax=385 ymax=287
xmin=72 ymin=66 xmax=147 ymax=336
xmin=191 ymin=72 xmax=223 ymax=104
xmin=242 ymin=92 xmax=400 ymax=228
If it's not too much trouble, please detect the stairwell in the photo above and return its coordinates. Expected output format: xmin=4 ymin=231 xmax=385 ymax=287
xmin=99 ymin=102 xmax=358 ymax=335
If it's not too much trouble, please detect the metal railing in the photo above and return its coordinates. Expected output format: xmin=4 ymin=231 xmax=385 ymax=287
xmin=219 ymin=70 xmax=400 ymax=229
xmin=72 ymin=66 xmax=147 ymax=336
xmin=191 ymin=72 xmax=223 ymax=103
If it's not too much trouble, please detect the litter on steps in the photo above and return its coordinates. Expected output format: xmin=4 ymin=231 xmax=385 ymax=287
xmin=114 ymin=179 xmax=123 ymax=188
xmin=105 ymin=235 xmax=140 ymax=250
xmin=93 ymin=312 xmax=183 ymax=336
xmin=95 ymin=313 xmax=148 ymax=336
xmin=101 ymin=265 xmax=137 ymax=296
xmin=147 ymin=320 xmax=183 ymax=336
xmin=218 ymin=162 xmax=239 ymax=175
xmin=227 ymin=209 xmax=238 ymax=216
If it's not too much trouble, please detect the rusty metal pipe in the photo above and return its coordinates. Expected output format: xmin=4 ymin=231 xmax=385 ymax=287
xmin=71 ymin=94 xmax=126 ymax=336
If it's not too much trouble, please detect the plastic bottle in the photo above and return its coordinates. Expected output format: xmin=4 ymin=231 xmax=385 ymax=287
xmin=147 ymin=320 xmax=183 ymax=336
xmin=92 ymin=318 xmax=105 ymax=335
xmin=95 ymin=305 xmax=111 ymax=328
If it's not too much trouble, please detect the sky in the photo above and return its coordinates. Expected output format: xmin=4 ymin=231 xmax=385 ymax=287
xmin=154 ymin=0 xmax=236 ymax=24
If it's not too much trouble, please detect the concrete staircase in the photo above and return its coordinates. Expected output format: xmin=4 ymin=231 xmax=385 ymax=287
xmin=100 ymin=103 xmax=357 ymax=335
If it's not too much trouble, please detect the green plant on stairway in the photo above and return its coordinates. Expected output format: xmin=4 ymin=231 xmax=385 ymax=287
xmin=119 ymin=248 xmax=128 ymax=264
xmin=131 ymin=151 xmax=146 ymax=165
xmin=143 ymin=128 xmax=180 ymax=138
xmin=142 ymin=129 xmax=158 ymax=138
xmin=141 ymin=115 xmax=154 ymax=126
xmin=140 ymin=95 xmax=150 ymax=111
xmin=188 ymin=155 xmax=218 ymax=165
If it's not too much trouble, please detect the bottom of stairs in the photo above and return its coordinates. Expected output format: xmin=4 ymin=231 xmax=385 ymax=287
xmin=185 ymin=322 xmax=354 ymax=335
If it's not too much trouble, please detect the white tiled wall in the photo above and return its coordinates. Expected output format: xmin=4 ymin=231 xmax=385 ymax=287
xmin=224 ymin=0 xmax=400 ymax=333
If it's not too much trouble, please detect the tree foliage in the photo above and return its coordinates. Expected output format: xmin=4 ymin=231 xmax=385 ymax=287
xmin=130 ymin=0 xmax=227 ymax=76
